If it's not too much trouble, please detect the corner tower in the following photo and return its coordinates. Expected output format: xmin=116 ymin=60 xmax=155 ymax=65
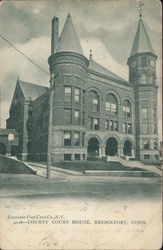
xmin=127 ymin=16 xmax=159 ymax=164
xmin=48 ymin=14 xmax=89 ymax=163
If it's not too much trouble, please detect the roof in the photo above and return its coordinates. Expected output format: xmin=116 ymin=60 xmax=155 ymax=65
xmin=130 ymin=18 xmax=155 ymax=57
xmin=18 ymin=80 xmax=48 ymax=100
xmin=88 ymin=59 xmax=128 ymax=83
xmin=56 ymin=14 xmax=84 ymax=55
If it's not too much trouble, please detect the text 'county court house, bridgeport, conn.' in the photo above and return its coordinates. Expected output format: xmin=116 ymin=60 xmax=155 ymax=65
xmin=6 ymin=13 xmax=160 ymax=164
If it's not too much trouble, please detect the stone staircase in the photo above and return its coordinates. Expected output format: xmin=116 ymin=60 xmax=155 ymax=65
xmin=117 ymin=157 xmax=162 ymax=177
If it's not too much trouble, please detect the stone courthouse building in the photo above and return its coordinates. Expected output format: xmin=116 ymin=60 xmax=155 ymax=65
xmin=6 ymin=14 xmax=159 ymax=164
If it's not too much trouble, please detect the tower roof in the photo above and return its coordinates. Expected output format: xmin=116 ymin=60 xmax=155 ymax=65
xmin=130 ymin=18 xmax=155 ymax=57
xmin=56 ymin=14 xmax=84 ymax=55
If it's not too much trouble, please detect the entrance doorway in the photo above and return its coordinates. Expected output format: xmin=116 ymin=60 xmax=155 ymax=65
xmin=0 ymin=142 xmax=6 ymax=155
xmin=123 ymin=140 xmax=132 ymax=156
xmin=105 ymin=137 xmax=118 ymax=156
xmin=87 ymin=138 xmax=99 ymax=160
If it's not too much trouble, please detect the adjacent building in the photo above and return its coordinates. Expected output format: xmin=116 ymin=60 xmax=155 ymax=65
xmin=5 ymin=14 xmax=160 ymax=164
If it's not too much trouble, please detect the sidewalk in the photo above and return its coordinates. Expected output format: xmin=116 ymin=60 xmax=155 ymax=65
xmin=27 ymin=161 xmax=161 ymax=178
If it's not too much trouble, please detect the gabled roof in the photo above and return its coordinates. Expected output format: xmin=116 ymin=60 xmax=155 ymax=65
xmin=18 ymin=80 xmax=48 ymax=100
xmin=130 ymin=18 xmax=155 ymax=57
xmin=56 ymin=14 xmax=84 ymax=55
xmin=88 ymin=59 xmax=128 ymax=83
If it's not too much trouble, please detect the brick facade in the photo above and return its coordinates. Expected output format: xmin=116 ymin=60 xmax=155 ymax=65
xmin=6 ymin=15 xmax=160 ymax=164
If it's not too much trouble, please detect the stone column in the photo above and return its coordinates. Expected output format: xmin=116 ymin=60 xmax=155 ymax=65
xmin=118 ymin=146 xmax=123 ymax=157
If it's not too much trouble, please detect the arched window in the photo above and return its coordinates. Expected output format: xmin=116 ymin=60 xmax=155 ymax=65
xmin=105 ymin=94 xmax=118 ymax=114
xmin=88 ymin=91 xmax=99 ymax=112
xmin=123 ymin=100 xmax=132 ymax=118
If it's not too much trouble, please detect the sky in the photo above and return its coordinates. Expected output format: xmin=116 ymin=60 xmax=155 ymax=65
xmin=0 ymin=0 xmax=162 ymax=139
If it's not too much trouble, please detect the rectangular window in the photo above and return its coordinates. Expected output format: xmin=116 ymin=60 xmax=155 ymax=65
xmin=142 ymin=124 xmax=148 ymax=134
xmin=144 ymin=155 xmax=150 ymax=160
xmin=83 ymin=154 xmax=86 ymax=160
xmin=82 ymin=90 xmax=86 ymax=104
xmin=142 ymin=57 xmax=147 ymax=67
xmin=64 ymin=131 xmax=71 ymax=146
xmin=143 ymin=140 xmax=150 ymax=149
xmin=64 ymin=109 xmax=71 ymax=124
xmin=109 ymin=120 xmax=113 ymax=131
xmin=141 ymin=74 xmax=147 ymax=84
xmin=105 ymin=120 xmax=109 ymax=129
xmin=74 ymin=132 xmax=80 ymax=146
xmin=94 ymin=118 xmax=99 ymax=130
xmin=128 ymin=123 xmax=132 ymax=134
xmin=111 ymin=103 xmax=116 ymax=113
xmin=123 ymin=123 xmax=127 ymax=133
xmin=82 ymin=111 xmax=85 ymax=125
xmin=142 ymin=108 xmax=148 ymax=119
xmin=114 ymin=121 xmax=118 ymax=131
xmin=64 ymin=87 xmax=71 ymax=102
xmin=153 ymin=124 xmax=157 ymax=134
xmin=93 ymin=98 xmax=98 ymax=112
xmin=75 ymin=154 xmax=80 ymax=161
xmin=64 ymin=154 xmax=71 ymax=161
xmin=105 ymin=102 xmax=111 ymax=111
xmin=74 ymin=110 xmax=80 ymax=124
xmin=75 ymin=88 xmax=80 ymax=102
xmin=82 ymin=132 xmax=85 ymax=146
xmin=153 ymin=140 xmax=157 ymax=150
xmin=88 ymin=117 xmax=93 ymax=129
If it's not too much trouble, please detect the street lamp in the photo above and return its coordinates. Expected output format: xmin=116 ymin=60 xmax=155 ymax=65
xmin=47 ymin=72 xmax=59 ymax=179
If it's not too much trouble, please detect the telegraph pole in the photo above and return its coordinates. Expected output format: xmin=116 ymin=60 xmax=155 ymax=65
xmin=47 ymin=73 xmax=59 ymax=179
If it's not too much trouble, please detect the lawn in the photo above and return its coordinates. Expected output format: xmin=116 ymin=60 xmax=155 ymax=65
xmin=54 ymin=161 xmax=144 ymax=173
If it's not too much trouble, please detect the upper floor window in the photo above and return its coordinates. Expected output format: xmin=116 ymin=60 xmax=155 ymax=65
xmin=123 ymin=100 xmax=132 ymax=118
xmin=153 ymin=139 xmax=157 ymax=149
xmin=142 ymin=108 xmax=148 ymax=119
xmin=143 ymin=140 xmax=150 ymax=149
xmin=123 ymin=123 xmax=127 ymax=133
xmin=142 ymin=124 xmax=148 ymax=134
xmin=64 ymin=131 xmax=71 ymax=146
xmin=105 ymin=94 xmax=118 ymax=114
xmin=74 ymin=132 xmax=80 ymax=146
xmin=82 ymin=111 xmax=85 ymax=125
xmin=74 ymin=110 xmax=80 ymax=124
xmin=64 ymin=109 xmax=72 ymax=124
xmin=75 ymin=88 xmax=80 ymax=102
xmin=82 ymin=132 xmax=85 ymax=146
xmin=141 ymin=57 xmax=147 ymax=67
xmin=82 ymin=90 xmax=86 ymax=104
xmin=88 ymin=91 xmax=99 ymax=112
xmin=88 ymin=117 xmax=99 ymax=130
xmin=94 ymin=118 xmax=99 ymax=130
xmin=64 ymin=87 xmax=71 ymax=102
xmin=152 ymin=124 xmax=157 ymax=134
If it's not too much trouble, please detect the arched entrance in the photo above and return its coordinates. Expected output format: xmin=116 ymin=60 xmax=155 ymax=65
xmin=87 ymin=138 xmax=99 ymax=160
xmin=0 ymin=142 xmax=6 ymax=155
xmin=123 ymin=140 xmax=132 ymax=156
xmin=105 ymin=137 xmax=118 ymax=156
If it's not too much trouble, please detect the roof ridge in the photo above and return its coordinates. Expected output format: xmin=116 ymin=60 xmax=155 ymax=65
xmin=89 ymin=59 xmax=128 ymax=83
xmin=18 ymin=79 xmax=48 ymax=89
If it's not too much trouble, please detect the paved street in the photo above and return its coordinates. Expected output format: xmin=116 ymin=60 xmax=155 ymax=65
xmin=0 ymin=169 xmax=161 ymax=201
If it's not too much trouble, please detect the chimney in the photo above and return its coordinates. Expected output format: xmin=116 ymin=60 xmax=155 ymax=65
xmin=51 ymin=16 xmax=59 ymax=55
